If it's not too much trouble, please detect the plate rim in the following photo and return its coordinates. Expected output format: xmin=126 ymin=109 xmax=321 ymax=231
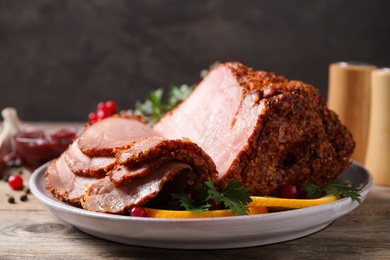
xmin=29 ymin=161 xmax=373 ymax=249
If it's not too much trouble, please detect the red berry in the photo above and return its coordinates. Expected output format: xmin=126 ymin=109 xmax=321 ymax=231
xmin=97 ymin=101 xmax=106 ymax=111
xmin=104 ymin=100 xmax=117 ymax=114
xmin=96 ymin=109 xmax=108 ymax=119
xmin=97 ymin=101 xmax=117 ymax=115
xmin=280 ymin=184 xmax=298 ymax=199
xmin=209 ymin=199 xmax=222 ymax=210
xmin=130 ymin=205 xmax=146 ymax=217
xmin=89 ymin=101 xmax=118 ymax=123
xmin=296 ymin=183 xmax=308 ymax=199
xmin=88 ymin=112 xmax=99 ymax=124
xmin=8 ymin=175 xmax=24 ymax=190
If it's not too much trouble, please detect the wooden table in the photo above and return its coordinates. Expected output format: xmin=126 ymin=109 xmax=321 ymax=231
xmin=1 ymin=122 xmax=389 ymax=259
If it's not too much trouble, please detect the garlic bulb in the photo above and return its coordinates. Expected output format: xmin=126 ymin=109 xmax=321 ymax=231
xmin=0 ymin=107 xmax=25 ymax=160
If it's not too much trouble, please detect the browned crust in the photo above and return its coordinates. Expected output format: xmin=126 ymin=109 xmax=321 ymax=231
xmin=217 ymin=62 xmax=355 ymax=196
xmin=113 ymin=137 xmax=218 ymax=191
xmin=45 ymin=159 xmax=71 ymax=204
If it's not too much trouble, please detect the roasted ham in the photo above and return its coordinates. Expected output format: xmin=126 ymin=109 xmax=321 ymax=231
xmin=46 ymin=62 xmax=355 ymax=214
xmin=154 ymin=62 xmax=355 ymax=196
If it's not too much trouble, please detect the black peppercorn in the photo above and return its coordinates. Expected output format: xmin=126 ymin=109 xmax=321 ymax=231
xmin=20 ymin=194 xmax=28 ymax=202
xmin=8 ymin=196 xmax=15 ymax=204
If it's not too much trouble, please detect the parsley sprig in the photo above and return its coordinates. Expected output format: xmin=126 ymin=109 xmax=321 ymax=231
xmin=132 ymin=84 xmax=194 ymax=125
xmin=302 ymin=181 xmax=361 ymax=203
xmin=172 ymin=180 xmax=252 ymax=216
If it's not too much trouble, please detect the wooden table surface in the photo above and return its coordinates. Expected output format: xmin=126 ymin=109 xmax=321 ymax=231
xmin=1 ymin=122 xmax=389 ymax=260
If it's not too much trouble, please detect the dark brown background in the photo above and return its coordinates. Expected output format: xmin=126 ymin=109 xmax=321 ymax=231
xmin=1 ymin=0 xmax=389 ymax=121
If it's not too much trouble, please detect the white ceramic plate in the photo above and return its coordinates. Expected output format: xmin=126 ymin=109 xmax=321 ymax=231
xmin=30 ymin=161 xmax=372 ymax=249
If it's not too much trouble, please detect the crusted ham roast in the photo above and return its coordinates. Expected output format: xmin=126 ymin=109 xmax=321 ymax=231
xmin=46 ymin=61 xmax=355 ymax=214
xmin=153 ymin=62 xmax=355 ymax=196
xmin=45 ymin=116 xmax=217 ymax=214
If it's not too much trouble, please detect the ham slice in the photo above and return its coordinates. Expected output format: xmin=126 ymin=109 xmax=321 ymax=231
xmin=64 ymin=142 xmax=116 ymax=177
xmin=45 ymin=153 xmax=100 ymax=205
xmin=110 ymin=136 xmax=216 ymax=186
xmin=78 ymin=116 xmax=159 ymax=157
xmin=82 ymin=162 xmax=192 ymax=214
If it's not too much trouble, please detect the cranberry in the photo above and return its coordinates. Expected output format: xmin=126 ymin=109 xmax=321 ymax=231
xmin=130 ymin=205 xmax=147 ymax=217
xmin=89 ymin=101 xmax=118 ymax=124
xmin=209 ymin=199 xmax=222 ymax=210
xmin=96 ymin=109 xmax=108 ymax=119
xmin=97 ymin=100 xmax=117 ymax=115
xmin=97 ymin=101 xmax=106 ymax=111
xmin=296 ymin=183 xmax=308 ymax=199
xmin=8 ymin=175 xmax=24 ymax=190
xmin=104 ymin=100 xmax=117 ymax=114
xmin=280 ymin=184 xmax=298 ymax=199
xmin=88 ymin=112 xmax=99 ymax=124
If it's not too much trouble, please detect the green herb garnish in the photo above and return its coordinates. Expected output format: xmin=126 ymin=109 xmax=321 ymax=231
xmin=302 ymin=181 xmax=361 ymax=203
xmin=132 ymin=84 xmax=194 ymax=125
xmin=172 ymin=180 xmax=252 ymax=216
xmin=171 ymin=184 xmax=211 ymax=214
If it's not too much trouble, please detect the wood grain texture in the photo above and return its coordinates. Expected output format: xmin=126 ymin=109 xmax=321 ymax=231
xmin=1 ymin=123 xmax=390 ymax=259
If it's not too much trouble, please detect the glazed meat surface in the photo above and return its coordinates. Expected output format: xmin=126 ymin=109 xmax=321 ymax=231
xmin=154 ymin=62 xmax=355 ymax=196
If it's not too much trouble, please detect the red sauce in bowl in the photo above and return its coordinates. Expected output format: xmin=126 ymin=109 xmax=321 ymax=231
xmin=13 ymin=128 xmax=77 ymax=172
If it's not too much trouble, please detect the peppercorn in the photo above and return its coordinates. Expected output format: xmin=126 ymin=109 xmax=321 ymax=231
xmin=8 ymin=196 xmax=15 ymax=204
xmin=20 ymin=194 xmax=28 ymax=202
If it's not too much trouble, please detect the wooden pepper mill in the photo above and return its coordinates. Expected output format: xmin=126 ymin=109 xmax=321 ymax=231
xmin=327 ymin=62 xmax=377 ymax=164
xmin=365 ymin=68 xmax=390 ymax=185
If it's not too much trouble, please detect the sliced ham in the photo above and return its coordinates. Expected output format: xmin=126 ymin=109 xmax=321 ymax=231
xmin=82 ymin=162 xmax=192 ymax=214
xmin=45 ymin=153 xmax=100 ymax=205
xmin=110 ymin=136 xmax=216 ymax=186
xmin=64 ymin=142 xmax=116 ymax=177
xmin=46 ymin=116 xmax=218 ymax=214
xmin=78 ymin=116 xmax=160 ymax=157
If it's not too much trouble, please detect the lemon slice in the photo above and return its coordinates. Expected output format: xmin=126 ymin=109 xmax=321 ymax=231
xmin=144 ymin=206 xmax=268 ymax=218
xmin=248 ymin=194 xmax=339 ymax=210
xmin=142 ymin=195 xmax=337 ymax=218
